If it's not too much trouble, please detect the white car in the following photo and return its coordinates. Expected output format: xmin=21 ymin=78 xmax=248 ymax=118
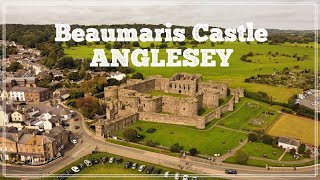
xmin=109 ymin=157 xmax=115 ymax=164
xmin=183 ymin=174 xmax=189 ymax=180
xmin=164 ymin=171 xmax=171 ymax=178
xmin=175 ymin=172 xmax=180 ymax=180
xmin=138 ymin=165 xmax=146 ymax=172
xmin=71 ymin=166 xmax=80 ymax=173
xmin=71 ymin=139 xmax=77 ymax=144
xmin=84 ymin=159 xmax=92 ymax=167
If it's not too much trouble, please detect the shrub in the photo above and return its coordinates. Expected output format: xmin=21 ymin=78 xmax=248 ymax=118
xmin=261 ymin=134 xmax=274 ymax=145
xmin=189 ymin=148 xmax=198 ymax=156
xmin=289 ymin=148 xmax=297 ymax=155
xmin=170 ymin=143 xmax=183 ymax=152
xmin=131 ymin=72 xmax=144 ymax=80
xmin=234 ymin=150 xmax=249 ymax=165
xmin=298 ymin=144 xmax=306 ymax=154
xmin=248 ymin=133 xmax=259 ymax=142
xmin=123 ymin=128 xmax=138 ymax=142
xmin=145 ymin=139 xmax=155 ymax=147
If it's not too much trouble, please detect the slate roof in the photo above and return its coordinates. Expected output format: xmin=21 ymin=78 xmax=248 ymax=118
xmin=278 ymin=136 xmax=301 ymax=147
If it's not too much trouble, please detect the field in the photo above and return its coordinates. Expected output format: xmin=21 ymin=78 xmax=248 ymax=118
xmin=267 ymin=114 xmax=320 ymax=145
xmin=114 ymin=120 xmax=247 ymax=156
xmin=63 ymin=41 xmax=317 ymax=102
xmin=50 ymin=152 xmax=190 ymax=180
xmin=218 ymin=99 xmax=280 ymax=131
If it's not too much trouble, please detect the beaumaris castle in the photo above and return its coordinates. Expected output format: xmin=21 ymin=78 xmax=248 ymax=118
xmin=95 ymin=73 xmax=244 ymax=137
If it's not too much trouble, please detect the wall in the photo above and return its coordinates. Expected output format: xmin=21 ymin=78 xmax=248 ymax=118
xmin=106 ymin=113 xmax=139 ymax=135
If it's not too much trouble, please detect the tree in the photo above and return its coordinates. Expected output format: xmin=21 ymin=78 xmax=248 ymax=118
xmin=131 ymin=72 xmax=144 ymax=80
xmin=107 ymin=78 xmax=120 ymax=86
xmin=170 ymin=143 xmax=182 ymax=152
xmin=7 ymin=62 xmax=23 ymax=72
xmin=189 ymin=148 xmax=198 ymax=156
xmin=289 ymin=148 xmax=297 ymax=156
xmin=75 ymin=96 xmax=103 ymax=119
xmin=79 ymin=64 xmax=86 ymax=79
xmin=69 ymin=88 xmax=84 ymax=98
xmin=123 ymin=128 xmax=138 ymax=142
xmin=261 ymin=134 xmax=274 ymax=145
xmin=304 ymin=149 xmax=311 ymax=158
xmin=56 ymin=56 xmax=74 ymax=69
xmin=146 ymin=139 xmax=155 ymax=147
xmin=248 ymin=133 xmax=259 ymax=142
xmin=234 ymin=150 xmax=249 ymax=165
xmin=67 ymin=71 xmax=81 ymax=81
xmin=298 ymin=144 xmax=306 ymax=154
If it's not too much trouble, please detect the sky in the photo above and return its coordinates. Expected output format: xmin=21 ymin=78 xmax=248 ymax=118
xmin=0 ymin=0 xmax=319 ymax=30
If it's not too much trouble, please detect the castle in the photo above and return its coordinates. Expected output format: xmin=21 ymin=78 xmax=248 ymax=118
xmin=95 ymin=73 xmax=244 ymax=137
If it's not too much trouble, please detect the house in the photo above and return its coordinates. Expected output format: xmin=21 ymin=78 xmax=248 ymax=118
xmin=109 ymin=71 xmax=126 ymax=81
xmin=0 ymin=103 xmax=12 ymax=126
xmin=11 ymin=109 xmax=28 ymax=122
xmin=278 ymin=136 xmax=301 ymax=150
xmin=53 ymin=88 xmax=70 ymax=103
xmin=9 ymin=86 xmax=51 ymax=102
xmin=4 ymin=77 xmax=39 ymax=90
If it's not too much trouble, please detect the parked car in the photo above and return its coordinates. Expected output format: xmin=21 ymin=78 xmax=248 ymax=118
xmin=182 ymin=174 xmax=189 ymax=180
xmin=164 ymin=171 xmax=171 ymax=178
xmin=125 ymin=161 xmax=133 ymax=169
xmin=71 ymin=139 xmax=77 ymax=144
xmin=78 ymin=163 xmax=85 ymax=170
xmin=84 ymin=160 xmax=92 ymax=167
xmin=109 ymin=157 xmax=115 ymax=164
xmin=146 ymin=166 xmax=154 ymax=174
xmin=132 ymin=163 xmax=138 ymax=169
xmin=225 ymin=169 xmax=237 ymax=174
xmin=174 ymin=172 xmax=180 ymax=180
xmin=71 ymin=166 xmax=80 ymax=173
xmin=115 ymin=157 xmax=123 ymax=164
xmin=101 ymin=157 xmax=108 ymax=163
xmin=92 ymin=158 xmax=99 ymax=165
xmin=138 ymin=165 xmax=146 ymax=172
xmin=75 ymin=126 xmax=80 ymax=129
xmin=154 ymin=168 xmax=162 ymax=174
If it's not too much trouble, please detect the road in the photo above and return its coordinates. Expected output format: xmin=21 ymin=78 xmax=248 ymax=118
xmin=1 ymin=105 xmax=319 ymax=179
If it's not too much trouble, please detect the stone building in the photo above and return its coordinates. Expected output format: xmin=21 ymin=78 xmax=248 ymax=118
xmin=96 ymin=73 xmax=244 ymax=137
xmin=9 ymin=86 xmax=51 ymax=102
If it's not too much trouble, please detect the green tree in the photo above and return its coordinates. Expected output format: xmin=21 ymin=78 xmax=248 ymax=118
xmin=170 ymin=143 xmax=182 ymax=152
xmin=234 ymin=150 xmax=249 ymax=165
xmin=67 ymin=71 xmax=80 ymax=81
xmin=289 ymin=148 xmax=296 ymax=155
xmin=56 ymin=56 xmax=74 ymax=69
xmin=131 ymin=72 xmax=144 ymax=80
xmin=248 ymin=133 xmax=259 ymax=142
xmin=7 ymin=62 xmax=23 ymax=72
xmin=298 ymin=144 xmax=306 ymax=154
xmin=261 ymin=134 xmax=274 ymax=145
xmin=123 ymin=128 xmax=138 ymax=142
xmin=189 ymin=148 xmax=198 ymax=156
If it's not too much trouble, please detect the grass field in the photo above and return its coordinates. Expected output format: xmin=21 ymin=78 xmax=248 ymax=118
xmin=114 ymin=120 xmax=247 ymax=156
xmin=267 ymin=114 xmax=320 ymax=145
xmin=63 ymin=41 xmax=316 ymax=102
xmin=218 ymin=99 xmax=280 ymax=131
xmin=240 ymin=142 xmax=284 ymax=160
xmin=50 ymin=152 xmax=190 ymax=180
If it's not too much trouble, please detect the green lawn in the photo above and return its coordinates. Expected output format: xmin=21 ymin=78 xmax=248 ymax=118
xmin=63 ymin=41 xmax=316 ymax=103
xmin=218 ymin=99 xmax=280 ymax=131
xmin=114 ymin=121 xmax=247 ymax=156
xmin=240 ymin=142 xmax=284 ymax=160
xmin=281 ymin=153 xmax=305 ymax=161
xmin=49 ymin=152 xmax=190 ymax=180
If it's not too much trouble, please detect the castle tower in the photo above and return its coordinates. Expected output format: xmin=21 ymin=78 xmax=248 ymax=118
xmin=106 ymin=101 xmax=117 ymax=122
xmin=104 ymin=86 xmax=119 ymax=99
xmin=95 ymin=120 xmax=105 ymax=137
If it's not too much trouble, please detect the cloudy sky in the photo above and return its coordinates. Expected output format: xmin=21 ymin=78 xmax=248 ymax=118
xmin=0 ymin=0 xmax=319 ymax=30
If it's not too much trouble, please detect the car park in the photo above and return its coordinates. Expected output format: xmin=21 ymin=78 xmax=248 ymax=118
xmin=164 ymin=171 xmax=171 ymax=178
xmin=225 ymin=169 xmax=237 ymax=174
xmin=138 ymin=165 xmax=146 ymax=172
xmin=146 ymin=166 xmax=154 ymax=174
xmin=175 ymin=172 xmax=180 ymax=180
xmin=115 ymin=157 xmax=123 ymax=164
xmin=154 ymin=168 xmax=162 ymax=174
xmin=182 ymin=174 xmax=189 ymax=180
xmin=125 ymin=161 xmax=133 ymax=169
xmin=132 ymin=163 xmax=138 ymax=169
xmin=109 ymin=157 xmax=115 ymax=164
xmin=71 ymin=166 xmax=80 ymax=173
xmin=84 ymin=159 xmax=92 ymax=167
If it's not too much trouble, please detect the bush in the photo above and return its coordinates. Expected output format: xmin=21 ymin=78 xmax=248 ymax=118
xmin=234 ymin=150 xmax=249 ymax=165
xmin=304 ymin=149 xmax=311 ymax=158
xmin=131 ymin=72 xmax=144 ymax=80
xmin=123 ymin=128 xmax=138 ymax=142
xmin=271 ymin=138 xmax=279 ymax=148
xmin=298 ymin=144 xmax=306 ymax=154
xmin=248 ymin=133 xmax=259 ymax=142
xmin=145 ymin=139 xmax=155 ymax=147
xmin=261 ymin=134 xmax=274 ymax=145
xmin=189 ymin=148 xmax=198 ymax=156
xmin=170 ymin=143 xmax=183 ymax=152
xmin=289 ymin=148 xmax=297 ymax=155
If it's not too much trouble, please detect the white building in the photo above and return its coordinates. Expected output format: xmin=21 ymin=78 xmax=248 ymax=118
xmin=278 ymin=136 xmax=301 ymax=150
xmin=9 ymin=90 xmax=25 ymax=102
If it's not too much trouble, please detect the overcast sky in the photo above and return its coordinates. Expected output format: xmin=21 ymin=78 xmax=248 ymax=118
xmin=0 ymin=0 xmax=319 ymax=30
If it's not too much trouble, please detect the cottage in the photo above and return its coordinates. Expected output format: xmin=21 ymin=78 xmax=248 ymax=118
xmin=278 ymin=136 xmax=301 ymax=150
